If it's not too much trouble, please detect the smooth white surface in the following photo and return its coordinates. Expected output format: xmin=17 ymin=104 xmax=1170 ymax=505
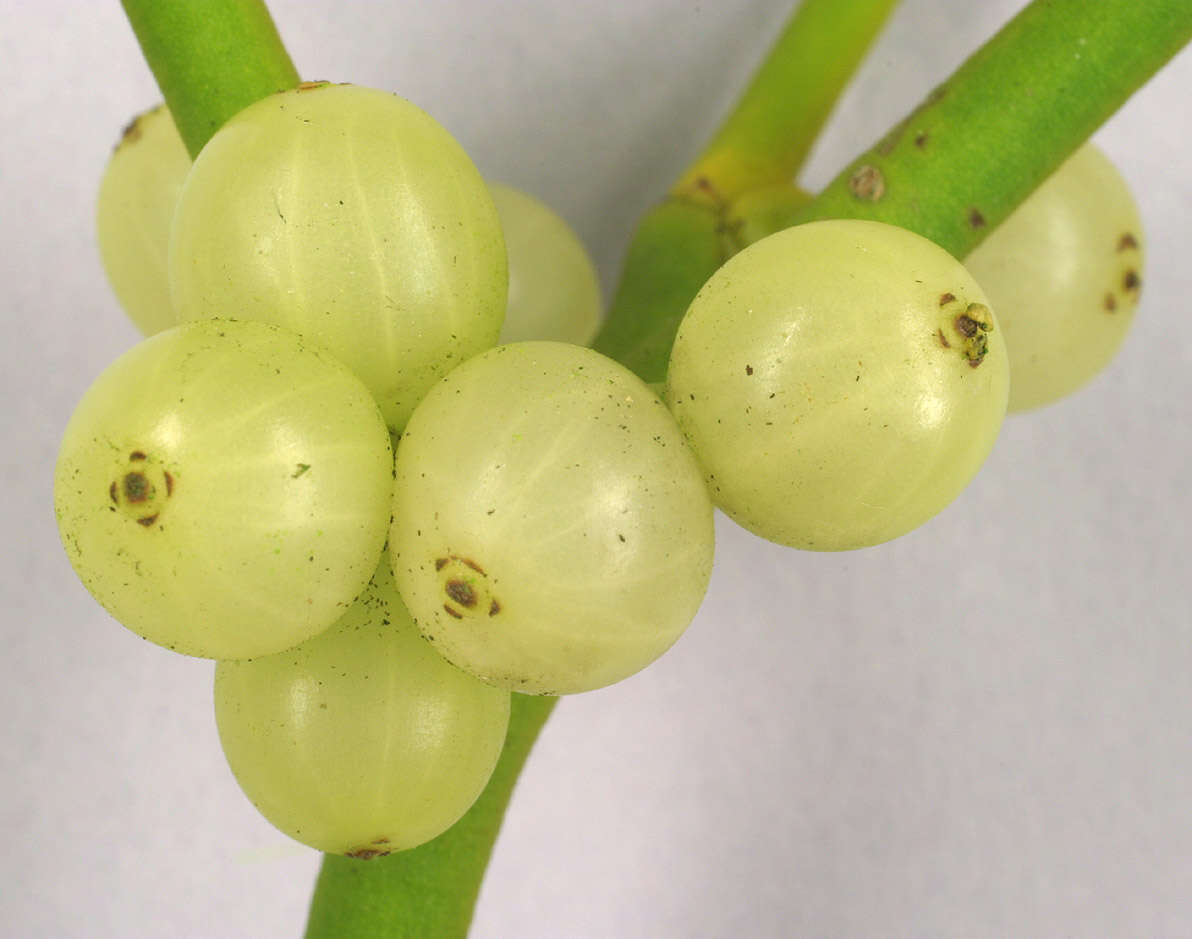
xmin=2 ymin=2 xmax=1189 ymax=937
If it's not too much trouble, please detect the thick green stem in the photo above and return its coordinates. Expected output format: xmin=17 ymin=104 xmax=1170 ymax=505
xmin=769 ymin=0 xmax=1192 ymax=259
xmin=673 ymin=0 xmax=899 ymax=203
xmin=305 ymin=695 xmax=557 ymax=939
xmin=121 ymin=0 xmax=299 ymax=157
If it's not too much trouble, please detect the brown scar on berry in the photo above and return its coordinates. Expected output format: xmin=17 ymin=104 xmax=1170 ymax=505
xmin=937 ymin=328 xmax=951 ymax=348
xmin=1118 ymin=233 xmax=1139 ymax=251
xmin=848 ymin=165 xmax=885 ymax=202
xmin=123 ymin=472 xmax=152 ymax=503
xmin=130 ymin=451 xmax=147 ymax=462
xmin=164 ymin=471 xmax=175 ymax=496
xmin=345 ymin=846 xmax=391 ymax=860
xmin=445 ymin=579 xmax=477 ymax=608
xmin=109 ymin=482 xmax=118 ymax=504
xmin=461 ymin=558 xmax=486 ymax=575
xmin=489 ymin=599 xmax=501 ymax=616
xmin=136 ymin=514 xmax=159 ymax=527
xmin=435 ymin=558 xmax=449 ymax=571
xmin=940 ymin=292 xmax=957 ymax=306
xmin=1104 ymin=293 xmax=1118 ymax=312
xmin=968 ymin=209 xmax=986 ymax=228
xmin=297 ymin=80 xmax=331 ymax=92
xmin=1124 ymin=270 xmax=1141 ymax=291
xmin=953 ymin=314 xmax=980 ymax=338
xmin=443 ymin=604 xmax=463 ymax=619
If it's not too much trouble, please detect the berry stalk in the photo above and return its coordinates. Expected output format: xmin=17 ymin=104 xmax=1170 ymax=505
xmin=120 ymin=0 xmax=299 ymax=157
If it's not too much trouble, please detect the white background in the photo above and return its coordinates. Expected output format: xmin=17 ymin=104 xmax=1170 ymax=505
xmin=2 ymin=1 xmax=1190 ymax=937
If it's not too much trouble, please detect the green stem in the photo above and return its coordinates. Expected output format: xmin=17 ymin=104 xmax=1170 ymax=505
xmin=121 ymin=0 xmax=299 ymax=157
xmin=770 ymin=0 xmax=1192 ymax=259
xmin=673 ymin=0 xmax=899 ymax=202
xmin=304 ymin=695 xmax=557 ymax=939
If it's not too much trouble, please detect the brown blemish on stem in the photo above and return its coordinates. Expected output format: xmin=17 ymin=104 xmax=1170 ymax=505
xmin=914 ymin=132 xmax=929 ymax=148
xmin=848 ymin=165 xmax=885 ymax=201
xmin=968 ymin=209 xmax=986 ymax=229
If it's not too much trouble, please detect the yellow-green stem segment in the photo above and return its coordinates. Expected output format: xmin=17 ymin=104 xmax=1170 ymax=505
xmin=121 ymin=0 xmax=299 ymax=157
xmin=673 ymin=0 xmax=899 ymax=204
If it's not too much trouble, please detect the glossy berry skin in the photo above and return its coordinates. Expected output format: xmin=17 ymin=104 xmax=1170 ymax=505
xmin=54 ymin=318 xmax=392 ymax=659
xmin=965 ymin=144 xmax=1144 ymax=412
xmin=667 ymin=219 xmax=1009 ymax=551
xmin=390 ymin=341 xmax=715 ymax=695
xmin=96 ymin=104 xmax=190 ymax=336
xmin=170 ymin=82 xmax=507 ymax=432
xmin=215 ymin=559 xmax=511 ymax=857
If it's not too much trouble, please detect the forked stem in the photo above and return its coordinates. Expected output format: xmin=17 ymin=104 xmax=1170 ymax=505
xmin=594 ymin=0 xmax=1192 ymax=383
xmin=115 ymin=0 xmax=1191 ymax=936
